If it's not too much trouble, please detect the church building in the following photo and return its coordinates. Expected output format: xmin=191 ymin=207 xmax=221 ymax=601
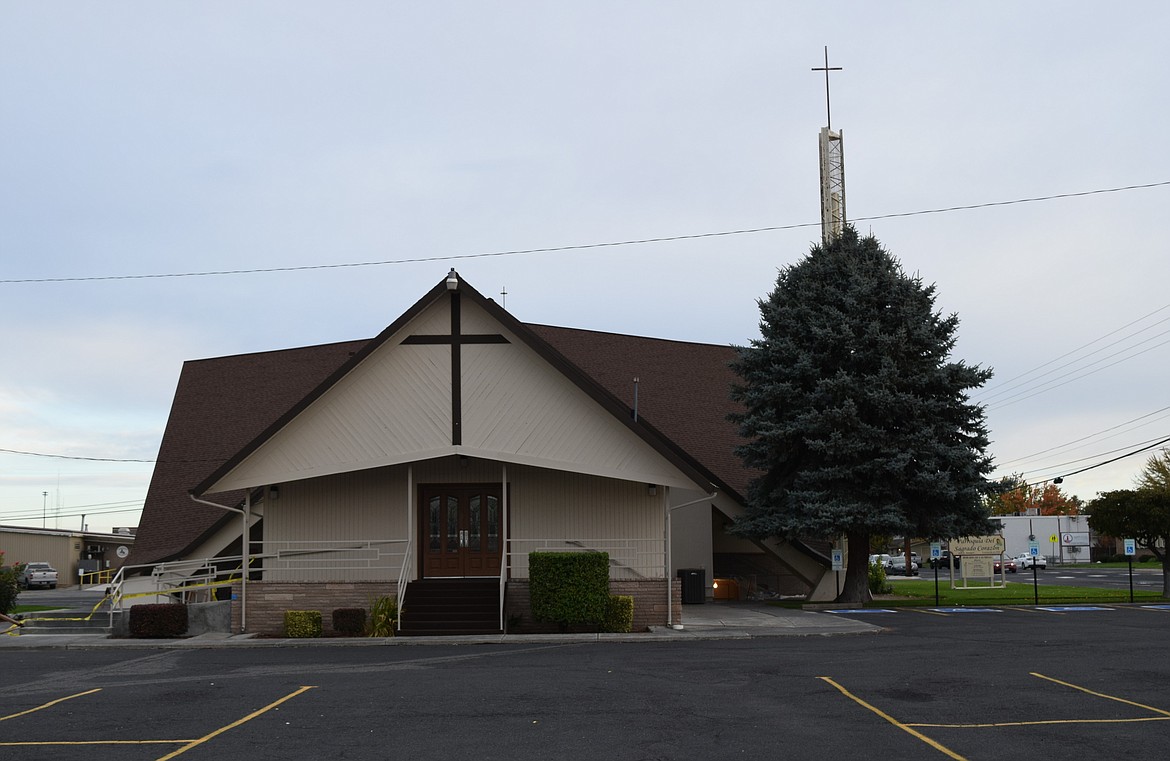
xmin=130 ymin=271 xmax=835 ymax=635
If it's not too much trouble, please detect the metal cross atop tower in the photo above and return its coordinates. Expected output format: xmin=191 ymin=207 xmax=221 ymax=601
xmin=812 ymin=46 xmax=846 ymax=244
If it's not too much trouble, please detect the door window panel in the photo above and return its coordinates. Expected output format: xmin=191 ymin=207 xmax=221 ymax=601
xmin=487 ymin=495 xmax=499 ymax=553
xmin=428 ymin=496 xmax=441 ymax=552
xmin=469 ymin=496 xmax=481 ymax=552
xmin=446 ymin=496 xmax=459 ymax=553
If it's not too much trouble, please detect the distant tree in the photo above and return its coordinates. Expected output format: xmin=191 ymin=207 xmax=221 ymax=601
xmin=1090 ymin=449 xmax=1170 ymax=596
xmin=986 ymin=474 xmax=1084 ymax=516
xmin=729 ymin=227 xmax=995 ymax=603
xmin=1088 ymin=489 xmax=1170 ymax=595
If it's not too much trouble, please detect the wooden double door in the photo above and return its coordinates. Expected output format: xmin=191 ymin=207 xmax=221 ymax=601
xmin=419 ymin=484 xmax=503 ymax=577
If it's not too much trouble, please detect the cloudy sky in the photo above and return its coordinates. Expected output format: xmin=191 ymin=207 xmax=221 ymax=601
xmin=2 ymin=2 xmax=1168 ymax=534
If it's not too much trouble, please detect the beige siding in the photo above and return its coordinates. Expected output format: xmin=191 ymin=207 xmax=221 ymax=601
xmin=507 ymin=466 xmax=665 ymax=580
xmin=206 ymin=294 xmax=701 ymax=495
xmin=0 ymin=531 xmax=79 ymax=586
xmin=262 ymin=467 xmax=408 ymax=581
xmin=461 ymin=300 xmax=696 ymax=488
xmin=254 ymin=458 xmax=665 ymax=582
xmin=207 ymin=305 xmax=455 ymax=493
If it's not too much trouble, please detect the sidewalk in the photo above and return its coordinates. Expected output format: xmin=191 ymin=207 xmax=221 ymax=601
xmin=0 ymin=600 xmax=879 ymax=649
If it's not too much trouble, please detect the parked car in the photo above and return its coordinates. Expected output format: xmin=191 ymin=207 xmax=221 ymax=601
xmin=18 ymin=562 xmax=58 ymax=589
xmin=889 ymin=556 xmax=919 ymax=576
xmin=1014 ymin=553 xmax=1047 ymax=570
xmin=869 ymin=554 xmax=892 ymax=569
xmin=893 ymin=550 xmax=921 ymax=564
xmin=994 ymin=556 xmax=1017 ymax=573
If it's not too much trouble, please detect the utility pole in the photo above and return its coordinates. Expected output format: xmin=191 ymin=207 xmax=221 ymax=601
xmin=42 ymin=491 xmax=47 ymax=528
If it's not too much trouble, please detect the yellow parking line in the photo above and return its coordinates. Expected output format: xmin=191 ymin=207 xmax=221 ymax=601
xmin=0 ymin=740 xmax=194 ymax=747
xmin=909 ymin=716 xmax=1170 ymax=728
xmin=817 ymin=677 xmax=967 ymax=761
xmin=1031 ymin=672 xmax=1170 ymax=717
xmin=154 ymin=685 xmax=317 ymax=761
xmin=0 ymin=689 xmax=102 ymax=722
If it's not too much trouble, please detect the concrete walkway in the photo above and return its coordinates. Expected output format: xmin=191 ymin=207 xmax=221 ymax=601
xmin=1 ymin=596 xmax=879 ymax=650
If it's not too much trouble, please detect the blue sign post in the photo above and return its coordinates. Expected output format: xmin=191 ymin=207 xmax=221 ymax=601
xmin=930 ymin=542 xmax=942 ymax=606
xmin=1028 ymin=540 xmax=1040 ymax=605
xmin=1125 ymin=538 xmax=1137 ymax=603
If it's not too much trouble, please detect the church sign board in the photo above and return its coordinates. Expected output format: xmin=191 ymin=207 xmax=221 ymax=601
xmin=950 ymin=535 xmax=1006 ymax=556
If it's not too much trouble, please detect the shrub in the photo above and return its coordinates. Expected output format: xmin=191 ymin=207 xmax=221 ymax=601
xmin=332 ymin=607 xmax=366 ymax=636
xmin=284 ymin=610 xmax=322 ymax=638
xmin=0 ymin=552 xmax=23 ymax=615
xmin=129 ymin=603 xmax=189 ymax=638
xmin=602 ymin=595 xmax=634 ymax=633
xmin=1140 ymin=555 xmax=1157 ymax=563
xmin=868 ymin=561 xmax=892 ymax=595
xmin=366 ymin=596 xmax=397 ymax=637
xmin=529 ymin=551 xmax=610 ymax=630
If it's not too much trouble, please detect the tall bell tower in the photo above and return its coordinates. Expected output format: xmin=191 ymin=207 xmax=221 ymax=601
xmin=812 ymin=47 xmax=846 ymax=244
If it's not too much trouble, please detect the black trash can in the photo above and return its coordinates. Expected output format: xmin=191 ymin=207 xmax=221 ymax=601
xmin=678 ymin=568 xmax=705 ymax=604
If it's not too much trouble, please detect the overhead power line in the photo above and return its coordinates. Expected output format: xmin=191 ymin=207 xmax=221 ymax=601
xmin=1021 ymin=435 xmax=1170 ymax=488
xmin=3 ymin=180 xmax=1168 ymax=285
xmin=0 ymin=447 xmax=223 ymax=465
xmin=995 ymin=405 xmax=1170 ymax=470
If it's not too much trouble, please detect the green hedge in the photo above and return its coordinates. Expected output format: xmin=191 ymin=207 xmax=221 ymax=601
xmin=129 ymin=603 xmax=189 ymax=638
xmin=284 ymin=610 xmax=322 ymax=638
xmin=603 ymin=594 xmax=634 ymax=633
xmin=530 ymin=551 xmax=610 ymax=629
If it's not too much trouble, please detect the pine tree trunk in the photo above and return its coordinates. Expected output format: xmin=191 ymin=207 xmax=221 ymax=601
xmin=839 ymin=531 xmax=873 ymax=604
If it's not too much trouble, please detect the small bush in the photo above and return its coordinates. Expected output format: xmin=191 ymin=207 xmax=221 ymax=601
xmin=1140 ymin=555 xmax=1157 ymax=563
xmin=0 ymin=552 xmax=23 ymax=615
xmin=284 ymin=610 xmax=322 ymax=638
xmin=602 ymin=595 xmax=634 ymax=633
xmin=868 ymin=561 xmax=893 ymax=595
xmin=129 ymin=603 xmax=189 ymax=638
xmin=332 ymin=607 xmax=366 ymax=636
xmin=366 ymin=596 xmax=397 ymax=637
xmin=530 ymin=552 xmax=610 ymax=630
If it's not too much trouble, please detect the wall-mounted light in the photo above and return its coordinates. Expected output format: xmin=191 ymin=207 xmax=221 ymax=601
xmin=647 ymin=484 xmax=657 ymax=496
xmin=446 ymin=268 xmax=459 ymax=290
xmin=269 ymin=485 xmax=280 ymax=500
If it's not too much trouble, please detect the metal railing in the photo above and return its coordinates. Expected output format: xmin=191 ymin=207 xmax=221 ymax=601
xmin=505 ymin=538 xmax=667 ymax=580
xmin=250 ymin=538 xmax=409 ymax=581
xmin=79 ymin=568 xmax=115 ymax=587
xmin=107 ymin=556 xmax=244 ymax=627
xmin=396 ymin=537 xmax=414 ymax=619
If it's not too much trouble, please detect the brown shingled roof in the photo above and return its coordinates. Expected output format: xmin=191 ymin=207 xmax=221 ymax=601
xmin=131 ymin=340 xmax=367 ymax=565
xmin=132 ymin=321 xmax=757 ymax=566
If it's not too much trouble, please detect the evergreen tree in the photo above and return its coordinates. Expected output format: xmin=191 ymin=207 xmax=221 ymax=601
xmin=729 ymin=227 xmax=994 ymax=602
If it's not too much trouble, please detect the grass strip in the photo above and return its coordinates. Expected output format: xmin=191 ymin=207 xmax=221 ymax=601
xmin=883 ymin=579 xmax=1165 ymax=607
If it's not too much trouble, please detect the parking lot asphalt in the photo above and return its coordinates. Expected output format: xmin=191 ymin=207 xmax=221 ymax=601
xmin=5 ymin=606 xmax=1170 ymax=760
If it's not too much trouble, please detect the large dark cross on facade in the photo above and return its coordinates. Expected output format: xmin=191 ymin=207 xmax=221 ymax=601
xmin=401 ymin=286 xmax=509 ymax=445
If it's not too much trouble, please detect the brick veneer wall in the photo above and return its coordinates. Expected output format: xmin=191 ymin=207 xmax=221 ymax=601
xmin=230 ymin=581 xmax=398 ymax=635
xmin=232 ymin=578 xmax=682 ymax=635
xmin=505 ymin=579 xmax=681 ymax=633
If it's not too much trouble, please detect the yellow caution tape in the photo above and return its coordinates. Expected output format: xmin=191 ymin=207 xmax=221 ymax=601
xmin=20 ymin=579 xmax=235 ymax=624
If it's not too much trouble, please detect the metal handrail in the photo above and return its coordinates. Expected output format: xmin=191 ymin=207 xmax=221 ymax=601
xmin=395 ymin=537 xmax=413 ymax=625
xmin=505 ymin=538 xmax=667 ymax=579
